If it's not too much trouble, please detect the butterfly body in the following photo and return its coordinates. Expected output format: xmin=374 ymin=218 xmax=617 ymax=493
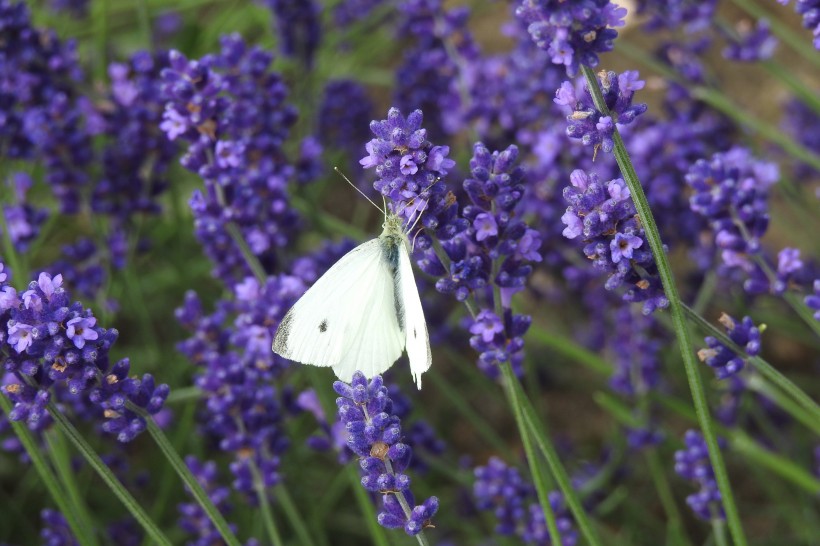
xmin=272 ymin=212 xmax=432 ymax=388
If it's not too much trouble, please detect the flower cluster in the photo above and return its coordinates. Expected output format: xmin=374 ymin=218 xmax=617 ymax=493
xmin=635 ymin=0 xmax=716 ymax=32
xmin=474 ymin=457 xmax=577 ymax=545
xmin=334 ymin=372 xmax=439 ymax=536
xmin=262 ymin=0 xmax=322 ymax=67
xmin=515 ymin=0 xmax=626 ymax=76
xmin=394 ymin=0 xmax=476 ymax=139
xmin=317 ymin=80 xmax=374 ymax=172
xmin=609 ymin=306 xmax=662 ymax=396
xmin=561 ymin=170 xmax=669 ymax=314
xmin=178 ymin=456 xmax=259 ymax=546
xmin=777 ymin=0 xmax=820 ymax=49
xmin=424 ymin=142 xmax=540 ymax=378
xmin=94 ymin=51 xmax=178 ymax=228
xmin=2 ymin=173 xmax=49 ymax=252
xmin=159 ymin=34 xmax=301 ymax=283
xmin=782 ymin=97 xmax=820 ymax=178
xmin=40 ymin=509 xmax=76 ymax=545
xmin=554 ymin=71 xmax=648 ymax=154
xmin=360 ymin=107 xmax=462 ymax=238
xmin=807 ymin=280 xmax=820 ymax=321
xmin=685 ymin=147 xmax=781 ymax=293
xmin=625 ymin=90 xmax=734 ymax=257
xmin=0 ymin=265 xmax=168 ymax=441
xmin=674 ymin=430 xmax=725 ymax=521
xmin=722 ymin=19 xmax=778 ymax=62
xmin=0 ymin=0 xmax=90 ymax=213
xmin=333 ymin=0 xmax=385 ymax=26
xmin=176 ymin=273 xmax=307 ymax=500
xmin=698 ymin=313 xmax=763 ymax=379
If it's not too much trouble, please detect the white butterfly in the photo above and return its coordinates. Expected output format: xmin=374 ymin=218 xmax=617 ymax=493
xmin=272 ymin=206 xmax=432 ymax=388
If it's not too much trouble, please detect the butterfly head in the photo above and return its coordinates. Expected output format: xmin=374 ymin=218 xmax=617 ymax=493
xmin=382 ymin=212 xmax=406 ymax=237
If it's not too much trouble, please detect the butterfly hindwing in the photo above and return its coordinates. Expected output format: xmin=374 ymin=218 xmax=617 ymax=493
xmin=397 ymin=242 xmax=432 ymax=388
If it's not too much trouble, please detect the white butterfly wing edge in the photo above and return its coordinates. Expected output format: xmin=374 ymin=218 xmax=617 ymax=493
xmin=398 ymin=243 xmax=432 ymax=389
xmin=272 ymin=239 xmax=404 ymax=381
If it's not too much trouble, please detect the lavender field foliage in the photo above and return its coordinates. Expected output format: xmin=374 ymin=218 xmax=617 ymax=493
xmin=1 ymin=0 xmax=819 ymax=545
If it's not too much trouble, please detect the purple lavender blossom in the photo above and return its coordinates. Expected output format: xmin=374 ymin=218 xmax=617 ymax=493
xmin=806 ymin=280 xmax=820 ymax=321
xmin=47 ymin=0 xmax=89 ymax=18
xmin=94 ymin=52 xmax=179 ymax=227
xmin=723 ymin=19 xmax=778 ymax=62
xmin=674 ymin=430 xmax=725 ymax=521
xmin=782 ymin=98 xmax=820 ymax=178
xmin=685 ymin=148 xmax=781 ymax=293
xmin=561 ymin=170 xmax=669 ymax=314
xmin=0 ymin=265 xmax=167 ymax=441
xmin=0 ymin=1 xmax=90 ymax=213
xmin=2 ymin=173 xmax=49 ymax=252
xmin=176 ymin=273 xmax=306 ymax=500
xmin=159 ymin=35 xmax=300 ymax=283
xmin=334 ymin=372 xmax=439 ymax=535
xmin=515 ymin=0 xmax=626 ymax=76
xmin=609 ymin=306 xmax=662 ymax=396
xmin=465 ymin=24 xmax=567 ymax=147
xmin=318 ymin=80 xmax=373 ymax=171
xmin=333 ymin=0 xmax=386 ymax=26
xmin=635 ymin=0 xmax=717 ymax=32
xmin=474 ymin=457 xmax=578 ymax=544
xmin=360 ymin=107 xmax=461 ymax=240
xmin=178 ymin=457 xmax=258 ymax=545
xmin=40 ymin=509 xmax=77 ymax=545
xmin=262 ymin=0 xmax=322 ymax=66
xmin=555 ymin=71 xmax=648 ymax=154
xmin=394 ymin=1 xmax=476 ymax=139
xmin=698 ymin=313 xmax=762 ymax=379
xmin=777 ymin=0 xmax=820 ymax=49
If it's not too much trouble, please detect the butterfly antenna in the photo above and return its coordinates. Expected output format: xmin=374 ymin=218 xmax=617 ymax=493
xmin=333 ymin=167 xmax=385 ymax=216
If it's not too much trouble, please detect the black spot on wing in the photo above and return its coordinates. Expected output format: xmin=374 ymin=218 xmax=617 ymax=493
xmin=413 ymin=327 xmax=417 ymax=339
xmin=272 ymin=310 xmax=293 ymax=356
xmin=319 ymin=319 xmax=328 ymax=332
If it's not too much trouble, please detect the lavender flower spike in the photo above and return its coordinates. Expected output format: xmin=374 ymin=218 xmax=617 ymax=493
xmin=555 ymin=70 xmax=648 ymax=154
xmin=515 ymin=0 xmax=627 ymax=75
xmin=334 ymin=372 xmax=438 ymax=536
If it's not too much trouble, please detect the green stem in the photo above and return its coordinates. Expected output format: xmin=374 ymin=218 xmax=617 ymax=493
xmin=651 ymin=394 xmax=820 ymax=494
xmin=347 ymin=467 xmax=391 ymax=546
xmin=713 ymin=517 xmax=730 ymax=546
xmin=44 ymin=429 xmax=100 ymax=546
xmin=581 ymin=65 xmax=747 ymax=546
xmin=499 ymin=363 xmax=562 ymax=544
xmin=45 ymin=404 xmax=173 ymax=546
xmin=225 ymin=222 xmax=267 ymax=283
xmin=427 ymin=369 xmax=513 ymax=459
xmin=682 ymin=303 xmax=820 ymax=427
xmin=500 ymin=362 xmax=603 ymax=546
xmin=248 ymin=461 xmax=285 ymax=546
xmin=761 ymin=60 xmax=820 ymax=117
xmin=645 ymin=449 xmax=692 ymax=546
xmin=275 ymin=484 xmax=317 ymax=546
xmin=0 ymin=395 xmax=89 ymax=545
xmin=528 ymin=324 xmax=611 ymax=375
xmin=139 ymin=411 xmax=242 ymax=546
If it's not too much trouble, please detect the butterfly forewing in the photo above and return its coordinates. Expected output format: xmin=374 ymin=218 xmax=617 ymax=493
xmin=272 ymin=239 xmax=404 ymax=381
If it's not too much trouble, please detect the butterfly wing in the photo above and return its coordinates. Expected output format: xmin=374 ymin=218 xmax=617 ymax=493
xmin=397 ymin=243 xmax=432 ymax=389
xmin=273 ymin=239 xmax=405 ymax=382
